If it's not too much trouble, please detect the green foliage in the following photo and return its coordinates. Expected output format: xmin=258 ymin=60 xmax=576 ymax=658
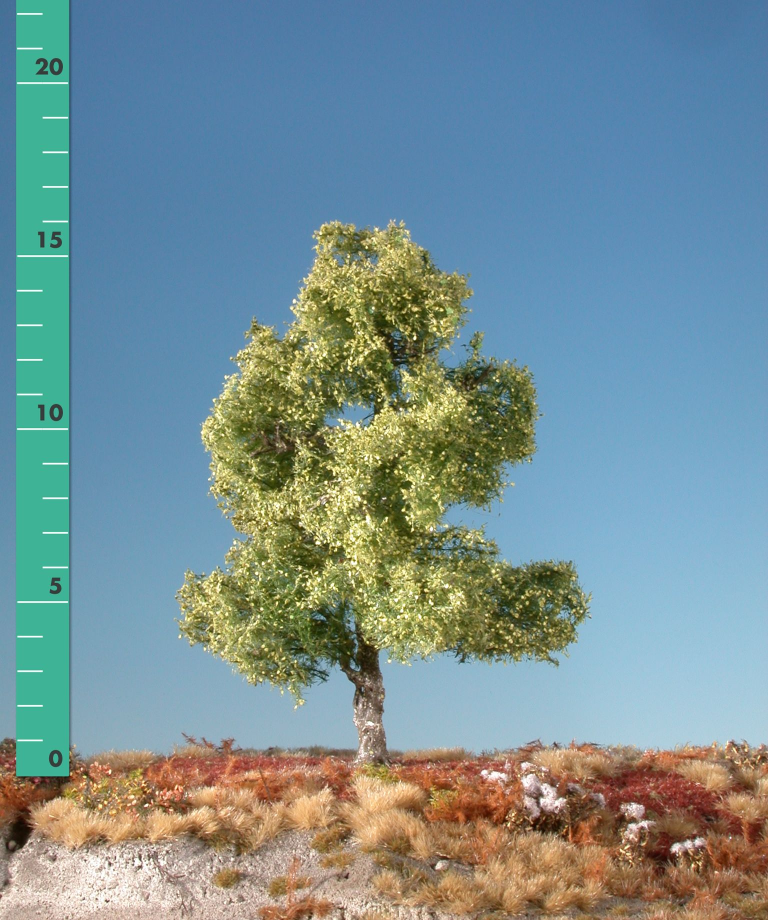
xmin=355 ymin=763 xmax=399 ymax=784
xmin=428 ymin=787 xmax=459 ymax=810
xmin=177 ymin=220 xmax=590 ymax=704
xmin=62 ymin=763 xmax=187 ymax=818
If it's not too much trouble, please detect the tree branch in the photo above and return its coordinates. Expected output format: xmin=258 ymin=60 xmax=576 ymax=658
xmin=458 ymin=363 xmax=493 ymax=391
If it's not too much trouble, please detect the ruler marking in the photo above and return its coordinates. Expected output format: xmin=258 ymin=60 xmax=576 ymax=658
xmin=17 ymin=0 xmax=70 ymax=778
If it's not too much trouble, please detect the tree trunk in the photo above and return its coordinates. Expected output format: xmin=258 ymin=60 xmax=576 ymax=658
xmin=343 ymin=625 xmax=389 ymax=766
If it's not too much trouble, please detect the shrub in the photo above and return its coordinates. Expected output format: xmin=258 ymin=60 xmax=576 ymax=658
xmin=62 ymin=763 xmax=187 ymax=819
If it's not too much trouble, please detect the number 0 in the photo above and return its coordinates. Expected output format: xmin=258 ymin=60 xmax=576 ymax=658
xmin=49 ymin=750 xmax=63 ymax=768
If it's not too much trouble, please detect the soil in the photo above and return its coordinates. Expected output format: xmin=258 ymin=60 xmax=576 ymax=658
xmin=0 ymin=825 xmax=471 ymax=920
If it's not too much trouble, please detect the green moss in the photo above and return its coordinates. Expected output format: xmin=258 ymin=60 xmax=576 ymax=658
xmin=311 ymin=824 xmax=351 ymax=853
xmin=267 ymin=874 xmax=312 ymax=897
xmin=320 ymin=851 xmax=355 ymax=869
xmin=212 ymin=867 xmax=243 ymax=888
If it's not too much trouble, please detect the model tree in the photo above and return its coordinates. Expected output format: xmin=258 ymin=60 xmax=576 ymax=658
xmin=177 ymin=221 xmax=590 ymax=764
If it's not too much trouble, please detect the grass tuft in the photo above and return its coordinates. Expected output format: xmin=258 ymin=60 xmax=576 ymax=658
xmin=673 ymin=760 xmax=734 ymax=794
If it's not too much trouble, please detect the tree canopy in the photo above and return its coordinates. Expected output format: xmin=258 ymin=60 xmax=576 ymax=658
xmin=177 ymin=220 xmax=590 ymax=719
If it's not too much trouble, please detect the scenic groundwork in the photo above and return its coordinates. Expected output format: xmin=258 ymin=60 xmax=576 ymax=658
xmin=176 ymin=221 xmax=591 ymax=764
xmin=2 ymin=738 xmax=768 ymax=919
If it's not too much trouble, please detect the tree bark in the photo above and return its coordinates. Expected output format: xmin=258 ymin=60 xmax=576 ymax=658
xmin=341 ymin=623 xmax=389 ymax=766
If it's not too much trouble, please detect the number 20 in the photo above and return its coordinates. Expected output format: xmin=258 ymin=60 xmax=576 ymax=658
xmin=36 ymin=58 xmax=64 ymax=76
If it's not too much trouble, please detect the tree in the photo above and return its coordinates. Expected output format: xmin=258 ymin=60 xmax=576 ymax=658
xmin=176 ymin=220 xmax=591 ymax=765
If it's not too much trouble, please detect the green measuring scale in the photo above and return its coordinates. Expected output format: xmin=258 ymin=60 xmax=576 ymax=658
xmin=16 ymin=0 xmax=70 ymax=777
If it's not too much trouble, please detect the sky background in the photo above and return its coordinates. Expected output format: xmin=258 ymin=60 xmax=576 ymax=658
xmin=2 ymin=1 xmax=766 ymax=760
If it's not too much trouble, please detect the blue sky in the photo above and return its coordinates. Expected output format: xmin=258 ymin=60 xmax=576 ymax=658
xmin=3 ymin=1 xmax=766 ymax=759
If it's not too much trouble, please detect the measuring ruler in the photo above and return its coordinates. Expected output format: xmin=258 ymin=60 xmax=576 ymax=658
xmin=16 ymin=0 xmax=70 ymax=777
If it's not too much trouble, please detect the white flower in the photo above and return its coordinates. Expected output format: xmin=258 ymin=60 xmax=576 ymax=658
xmin=622 ymin=819 xmax=656 ymax=843
xmin=540 ymin=794 xmax=568 ymax=815
xmin=672 ymin=836 xmax=707 ymax=856
xmin=523 ymin=795 xmax=541 ymax=819
xmin=521 ymin=774 xmax=542 ymax=796
xmin=567 ymin=783 xmax=585 ymax=795
xmin=620 ymin=802 xmax=646 ymax=821
xmin=540 ymin=783 xmax=558 ymax=798
xmin=590 ymin=792 xmax=606 ymax=808
xmin=480 ymin=770 xmax=507 ymax=784
xmin=519 ymin=761 xmax=536 ymax=773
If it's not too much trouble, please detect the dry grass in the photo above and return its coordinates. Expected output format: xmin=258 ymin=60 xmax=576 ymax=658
xmin=30 ymin=790 xmax=285 ymax=851
xmin=170 ymin=743 xmax=221 ymax=759
xmin=347 ymin=774 xmax=428 ymax=815
xmin=30 ymin=798 xmax=114 ymax=848
xmin=653 ymin=809 xmax=702 ymax=840
xmin=472 ymin=832 xmax=609 ymax=914
xmin=278 ymin=787 xmax=337 ymax=830
xmin=722 ymin=791 xmax=768 ymax=822
xmin=673 ymin=759 xmax=734 ymax=794
xmin=346 ymin=806 xmax=426 ymax=853
xmin=605 ymin=862 xmax=660 ymax=899
xmin=529 ymin=747 xmax=622 ymax=779
xmin=408 ymin=871 xmax=496 ymax=913
xmin=187 ymin=785 xmax=267 ymax=812
xmin=398 ymin=747 xmax=472 ymax=762
xmin=734 ymin=766 xmax=765 ymax=792
xmin=86 ymin=749 xmax=159 ymax=771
